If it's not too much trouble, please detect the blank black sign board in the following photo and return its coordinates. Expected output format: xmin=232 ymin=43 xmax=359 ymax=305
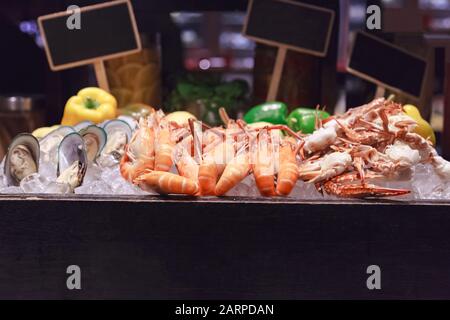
xmin=243 ymin=0 xmax=334 ymax=57
xmin=242 ymin=0 xmax=334 ymax=101
xmin=348 ymin=32 xmax=427 ymax=99
xmin=38 ymin=0 xmax=141 ymax=91
xmin=38 ymin=0 xmax=140 ymax=70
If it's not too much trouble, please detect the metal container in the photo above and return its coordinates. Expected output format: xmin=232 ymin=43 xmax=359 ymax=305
xmin=0 ymin=95 xmax=45 ymax=159
xmin=0 ymin=96 xmax=44 ymax=112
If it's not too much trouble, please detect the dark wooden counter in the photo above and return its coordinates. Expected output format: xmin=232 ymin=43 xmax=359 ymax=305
xmin=0 ymin=195 xmax=449 ymax=299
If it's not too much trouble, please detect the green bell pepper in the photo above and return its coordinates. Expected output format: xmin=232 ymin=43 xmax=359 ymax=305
xmin=243 ymin=102 xmax=288 ymax=125
xmin=287 ymin=108 xmax=330 ymax=134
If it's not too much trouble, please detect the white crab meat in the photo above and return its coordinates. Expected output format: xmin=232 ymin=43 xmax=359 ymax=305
xmin=299 ymin=151 xmax=352 ymax=183
xmin=396 ymin=132 xmax=450 ymax=180
xmin=385 ymin=141 xmax=420 ymax=166
xmin=432 ymin=154 xmax=450 ymax=180
xmin=320 ymin=152 xmax=352 ymax=172
xmin=303 ymin=125 xmax=338 ymax=154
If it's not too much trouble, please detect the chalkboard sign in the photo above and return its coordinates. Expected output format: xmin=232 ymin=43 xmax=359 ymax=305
xmin=243 ymin=0 xmax=335 ymax=57
xmin=348 ymin=32 xmax=427 ymax=99
xmin=38 ymin=0 xmax=141 ymax=71
xmin=242 ymin=0 xmax=334 ymax=101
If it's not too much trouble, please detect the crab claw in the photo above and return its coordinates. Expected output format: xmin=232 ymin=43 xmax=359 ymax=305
xmin=323 ymin=181 xmax=410 ymax=198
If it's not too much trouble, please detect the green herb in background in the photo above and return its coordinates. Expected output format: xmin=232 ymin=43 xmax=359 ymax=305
xmin=167 ymin=74 xmax=249 ymax=125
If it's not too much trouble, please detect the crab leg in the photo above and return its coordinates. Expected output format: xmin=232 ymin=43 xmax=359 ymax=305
xmin=323 ymin=182 xmax=410 ymax=198
xmin=322 ymin=172 xmax=410 ymax=198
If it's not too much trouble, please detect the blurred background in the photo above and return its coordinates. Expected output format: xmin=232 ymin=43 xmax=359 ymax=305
xmin=0 ymin=0 xmax=449 ymax=158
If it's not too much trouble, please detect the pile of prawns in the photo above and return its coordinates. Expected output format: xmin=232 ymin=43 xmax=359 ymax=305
xmin=120 ymin=98 xmax=450 ymax=198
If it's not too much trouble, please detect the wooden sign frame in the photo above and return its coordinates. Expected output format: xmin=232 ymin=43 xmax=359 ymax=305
xmin=242 ymin=0 xmax=335 ymax=101
xmin=242 ymin=0 xmax=335 ymax=58
xmin=347 ymin=31 xmax=428 ymax=100
xmin=37 ymin=0 xmax=141 ymax=72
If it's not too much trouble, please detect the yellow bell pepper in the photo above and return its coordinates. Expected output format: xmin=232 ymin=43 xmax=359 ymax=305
xmin=61 ymin=87 xmax=117 ymax=126
xmin=403 ymin=104 xmax=436 ymax=145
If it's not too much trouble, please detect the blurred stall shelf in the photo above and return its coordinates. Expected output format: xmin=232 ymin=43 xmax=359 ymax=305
xmin=0 ymin=95 xmax=45 ymax=159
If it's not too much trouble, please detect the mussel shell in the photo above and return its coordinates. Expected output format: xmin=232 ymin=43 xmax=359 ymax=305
xmin=39 ymin=125 xmax=76 ymax=151
xmin=102 ymin=119 xmax=133 ymax=141
xmin=4 ymin=133 xmax=40 ymax=186
xmin=74 ymin=120 xmax=94 ymax=132
xmin=40 ymin=125 xmax=75 ymax=142
xmin=38 ymin=125 xmax=76 ymax=165
xmin=57 ymin=132 xmax=88 ymax=177
xmin=117 ymin=115 xmax=137 ymax=131
xmin=79 ymin=125 xmax=107 ymax=162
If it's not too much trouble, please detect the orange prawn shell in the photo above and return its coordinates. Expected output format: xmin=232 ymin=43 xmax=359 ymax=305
xmin=119 ymin=118 xmax=155 ymax=182
xmin=276 ymin=137 xmax=299 ymax=196
xmin=154 ymin=122 xmax=176 ymax=172
xmin=198 ymin=156 xmax=218 ymax=196
xmin=215 ymin=153 xmax=250 ymax=196
xmin=135 ymin=170 xmax=199 ymax=195
xmin=253 ymin=131 xmax=276 ymax=197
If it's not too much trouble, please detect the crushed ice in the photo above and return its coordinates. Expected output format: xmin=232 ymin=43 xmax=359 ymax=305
xmin=0 ymin=146 xmax=146 ymax=195
xmin=0 ymin=152 xmax=449 ymax=199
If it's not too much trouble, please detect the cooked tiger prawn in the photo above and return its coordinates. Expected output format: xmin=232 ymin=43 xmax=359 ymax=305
xmin=175 ymin=135 xmax=199 ymax=183
xmin=214 ymin=117 xmax=254 ymax=196
xmin=198 ymin=129 xmax=222 ymax=195
xmin=187 ymin=120 xmax=220 ymax=196
xmin=276 ymin=136 xmax=301 ymax=196
xmin=248 ymin=124 xmax=303 ymax=197
xmin=215 ymin=143 xmax=251 ymax=196
xmin=153 ymin=112 xmax=191 ymax=172
xmin=120 ymin=117 xmax=155 ymax=182
xmin=134 ymin=170 xmax=199 ymax=195
xmin=195 ymin=110 xmax=244 ymax=196
xmin=154 ymin=119 xmax=176 ymax=172
xmin=252 ymin=129 xmax=278 ymax=197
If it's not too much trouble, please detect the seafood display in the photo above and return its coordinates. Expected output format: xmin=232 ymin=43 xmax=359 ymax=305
xmin=1 ymin=98 xmax=450 ymax=200
xmin=0 ymin=115 xmax=140 ymax=195
xmin=117 ymin=99 xmax=450 ymax=199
